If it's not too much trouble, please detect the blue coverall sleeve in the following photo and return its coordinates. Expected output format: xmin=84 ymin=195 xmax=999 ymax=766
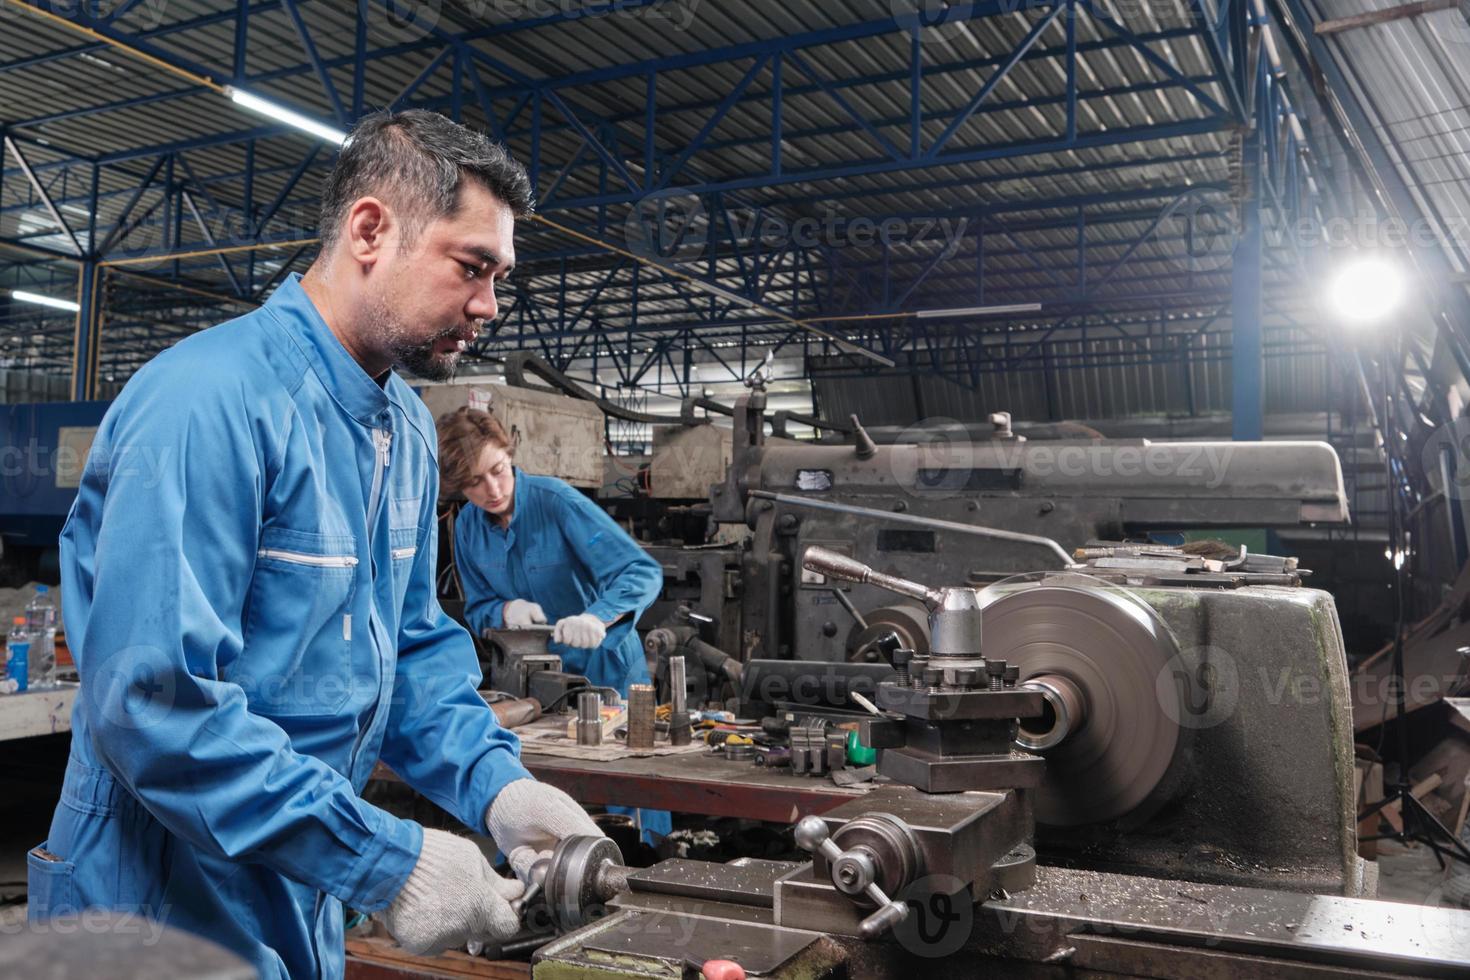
xmin=66 ymin=380 xmax=420 ymax=914
xmin=553 ymin=489 xmax=664 ymax=626
xmin=381 ymin=480 xmax=532 ymax=832
xmin=455 ymin=511 xmax=507 ymax=634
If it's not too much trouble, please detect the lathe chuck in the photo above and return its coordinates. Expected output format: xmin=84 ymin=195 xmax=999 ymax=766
xmin=979 ymin=583 xmax=1184 ymax=827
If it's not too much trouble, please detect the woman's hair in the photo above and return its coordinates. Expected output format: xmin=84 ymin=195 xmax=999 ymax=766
xmin=436 ymin=406 xmax=513 ymax=492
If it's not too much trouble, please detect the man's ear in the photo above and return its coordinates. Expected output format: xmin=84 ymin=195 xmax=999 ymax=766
xmin=344 ymin=197 xmax=395 ymax=267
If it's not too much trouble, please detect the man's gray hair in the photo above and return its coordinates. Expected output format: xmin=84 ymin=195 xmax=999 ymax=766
xmin=319 ymin=109 xmax=534 ymax=249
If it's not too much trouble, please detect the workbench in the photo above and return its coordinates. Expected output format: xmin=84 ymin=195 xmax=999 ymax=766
xmin=0 ymin=684 xmax=76 ymax=742
xmin=520 ymin=749 xmax=873 ymax=823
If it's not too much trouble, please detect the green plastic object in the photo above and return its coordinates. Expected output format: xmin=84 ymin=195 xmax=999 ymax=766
xmin=846 ymin=729 xmax=876 ymax=765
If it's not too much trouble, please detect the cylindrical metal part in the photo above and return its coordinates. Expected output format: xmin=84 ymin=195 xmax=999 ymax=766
xmin=576 ymin=692 xmax=602 ymax=746
xmin=542 ymin=835 xmax=627 ymax=933
xmin=626 ymin=684 xmax=656 ymax=750
xmin=489 ymin=697 xmax=542 ymax=729
xmin=1016 ymin=673 xmax=1087 ymax=751
xmin=669 ymin=656 xmax=692 ymax=746
xmin=670 ymin=655 xmax=688 ymax=715
xmin=928 ymin=587 xmax=985 ymax=657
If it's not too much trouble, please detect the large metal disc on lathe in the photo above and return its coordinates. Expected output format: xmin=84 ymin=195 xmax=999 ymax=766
xmin=978 ymin=583 xmax=1183 ymax=827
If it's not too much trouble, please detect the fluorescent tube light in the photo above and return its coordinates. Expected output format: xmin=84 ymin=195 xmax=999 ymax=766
xmin=10 ymin=289 xmax=80 ymax=313
xmin=225 ymin=86 xmax=347 ymax=146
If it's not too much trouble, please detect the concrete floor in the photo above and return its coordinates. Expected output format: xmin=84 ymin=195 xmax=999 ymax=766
xmin=1375 ymin=838 xmax=1464 ymax=907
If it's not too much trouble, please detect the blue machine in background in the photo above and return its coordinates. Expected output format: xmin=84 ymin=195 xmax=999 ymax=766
xmin=1 ymin=401 xmax=111 ymax=582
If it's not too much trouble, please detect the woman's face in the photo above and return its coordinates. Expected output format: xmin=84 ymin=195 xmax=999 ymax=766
xmin=463 ymin=442 xmax=515 ymax=517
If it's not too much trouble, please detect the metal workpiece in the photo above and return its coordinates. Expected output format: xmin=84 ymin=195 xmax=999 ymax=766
xmin=540 ymin=834 xmax=628 ymax=934
xmin=625 ymin=684 xmax=656 ymax=750
xmin=575 ymin=692 xmax=602 ymax=747
xmin=482 ymin=694 xmax=543 ymax=729
xmin=1015 ymin=674 xmax=1086 ymax=751
xmin=668 ymin=655 xmax=692 ymax=746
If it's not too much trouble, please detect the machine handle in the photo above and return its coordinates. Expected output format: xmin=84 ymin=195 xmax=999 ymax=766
xmin=801 ymin=547 xmax=940 ymax=606
xmin=793 ymin=815 xmax=910 ymax=940
xmin=510 ymin=855 xmax=551 ymax=917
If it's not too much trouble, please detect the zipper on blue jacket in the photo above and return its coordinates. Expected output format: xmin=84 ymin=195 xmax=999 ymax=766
xmin=350 ymin=425 xmax=393 ymax=785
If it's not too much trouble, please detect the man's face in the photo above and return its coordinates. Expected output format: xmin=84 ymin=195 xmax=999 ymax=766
xmin=368 ymin=181 xmax=516 ymax=381
xmin=463 ymin=442 xmax=515 ymax=516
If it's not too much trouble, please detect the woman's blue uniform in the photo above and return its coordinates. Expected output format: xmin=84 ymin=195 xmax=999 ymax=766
xmin=454 ymin=469 xmax=663 ymax=693
xmin=454 ymin=469 xmax=671 ymax=841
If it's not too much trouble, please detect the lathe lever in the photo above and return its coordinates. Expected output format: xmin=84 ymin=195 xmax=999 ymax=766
xmin=793 ymin=815 xmax=910 ymax=940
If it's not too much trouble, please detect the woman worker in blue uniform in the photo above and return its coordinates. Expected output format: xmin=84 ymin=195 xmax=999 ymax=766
xmin=439 ymin=406 xmax=663 ymax=693
xmin=439 ymin=407 xmax=671 ymax=842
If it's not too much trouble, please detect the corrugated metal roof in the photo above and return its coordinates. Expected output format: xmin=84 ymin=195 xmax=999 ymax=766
xmin=0 ymin=0 xmax=1362 ymax=402
xmin=1296 ymin=0 xmax=1470 ymax=404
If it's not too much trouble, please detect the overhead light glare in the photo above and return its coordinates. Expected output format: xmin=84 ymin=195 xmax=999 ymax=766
xmin=10 ymin=289 xmax=80 ymax=313
xmin=225 ymin=86 xmax=347 ymax=146
xmin=1326 ymin=256 xmax=1406 ymax=327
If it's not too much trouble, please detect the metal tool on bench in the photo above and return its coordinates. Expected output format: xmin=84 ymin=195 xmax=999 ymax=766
xmin=480 ymin=626 xmax=592 ymax=710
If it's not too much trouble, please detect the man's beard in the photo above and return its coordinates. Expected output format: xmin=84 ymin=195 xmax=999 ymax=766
xmin=391 ymin=327 xmax=461 ymax=382
xmin=369 ymin=290 xmax=466 ymax=383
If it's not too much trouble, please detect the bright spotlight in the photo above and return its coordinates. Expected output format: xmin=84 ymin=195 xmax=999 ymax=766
xmin=1326 ymin=256 xmax=1406 ymax=326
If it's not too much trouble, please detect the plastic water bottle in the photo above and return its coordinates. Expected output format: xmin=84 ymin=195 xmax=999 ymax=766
xmin=4 ymin=616 xmax=29 ymax=694
xmin=24 ymin=585 xmax=56 ymax=689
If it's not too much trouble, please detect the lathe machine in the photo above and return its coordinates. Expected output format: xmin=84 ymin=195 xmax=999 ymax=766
xmin=506 ymin=548 xmax=1467 ymax=978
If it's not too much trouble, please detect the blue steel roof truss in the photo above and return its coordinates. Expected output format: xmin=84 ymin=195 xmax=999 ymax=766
xmin=0 ymin=0 xmax=1434 ymax=408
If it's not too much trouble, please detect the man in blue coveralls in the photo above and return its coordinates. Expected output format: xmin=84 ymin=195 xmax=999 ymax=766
xmin=27 ymin=110 xmax=605 ymax=979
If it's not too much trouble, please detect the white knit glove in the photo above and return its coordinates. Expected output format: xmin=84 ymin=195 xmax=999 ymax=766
xmin=502 ymin=599 xmax=547 ymax=628
xmin=552 ymin=612 xmax=606 ymax=649
xmin=377 ymin=829 xmax=525 ymax=956
xmin=486 ymin=778 xmax=605 ymax=880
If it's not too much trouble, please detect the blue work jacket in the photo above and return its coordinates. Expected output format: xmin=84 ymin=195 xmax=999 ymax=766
xmin=455 ymin=471 xmax=662 ymax=693
xmin=29 ymin=274 xmax=531 ymax=979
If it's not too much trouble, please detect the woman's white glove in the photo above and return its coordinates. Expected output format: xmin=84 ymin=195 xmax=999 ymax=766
xmin=486 ymin=778 xmax=605 ymax=880
xmin=552 ymin=612 xmax=606 ymax=649
xmin=502 ymin=599 xmax=547 ymax=628
xmin=377 ymin=829 xmax=525 ymax=956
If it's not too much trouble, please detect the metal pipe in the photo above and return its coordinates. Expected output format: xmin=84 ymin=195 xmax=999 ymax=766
xmin=489 ymin=697 xmax=543 ymax=729
xmin=752 ymin=490 xmax=1072 ymax=567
